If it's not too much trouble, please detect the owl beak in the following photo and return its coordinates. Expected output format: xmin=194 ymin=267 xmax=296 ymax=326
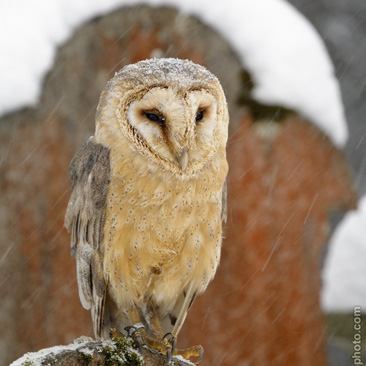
xmin=177 ymin=147 xmax=189 ymax=171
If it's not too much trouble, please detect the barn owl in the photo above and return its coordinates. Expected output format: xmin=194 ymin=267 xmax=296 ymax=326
xmin=64 ymin=58 xmax=229 ymax=361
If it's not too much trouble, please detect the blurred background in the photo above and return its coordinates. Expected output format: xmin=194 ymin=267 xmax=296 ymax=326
xmin=0 ymin=1 xmax=365 ymax=365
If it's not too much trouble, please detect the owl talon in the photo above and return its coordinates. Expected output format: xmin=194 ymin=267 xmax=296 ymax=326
xmin=194 ymin=347 xmax=204 ymax=365
xmin=124 ymin=323 xmax=146 ymax=354
xmin=162 ymin=332 xmax=176 ymax=355
xmin=173 ymin=345 xmax=204 ymax=364
xmin=166 ymin=345 xmax=172 ymax=364
xmin=136 ymin=336 xmax=143 ymax=354
xmin=124 ymin=322 xmax=145 ymax=337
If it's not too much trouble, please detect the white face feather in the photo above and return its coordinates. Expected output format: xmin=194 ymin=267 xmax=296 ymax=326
xmin=127 ymin=87 xmax=218 ymax=170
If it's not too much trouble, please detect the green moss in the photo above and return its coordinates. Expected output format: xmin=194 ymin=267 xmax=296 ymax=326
xmin=76 ymin=351 xmax=93 ymax=365
xmin=102 ymin=337 xmax=142 ymax=366
xmin=21 ymin=360 xmax=33 ymax=366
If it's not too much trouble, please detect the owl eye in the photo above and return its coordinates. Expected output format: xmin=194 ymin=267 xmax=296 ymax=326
xmin=195 ymin=110 xmax=204 ymax=122
xmin=144 ymin=112 xmax=165 ymax=127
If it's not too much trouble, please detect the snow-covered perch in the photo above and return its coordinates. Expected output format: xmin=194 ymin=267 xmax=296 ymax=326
xmin=0 ymin=0 xmax=347 ymax=147
xmin=10 ymin=336 xmax=193 ymax=366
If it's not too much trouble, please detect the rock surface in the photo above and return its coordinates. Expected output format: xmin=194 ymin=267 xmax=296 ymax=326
xmin=10 ymin=336 xmax=190 ymax=366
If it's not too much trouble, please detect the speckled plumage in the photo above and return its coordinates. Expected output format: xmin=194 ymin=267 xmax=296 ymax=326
xmin=65 ymin=58 xmax=229 ymax=342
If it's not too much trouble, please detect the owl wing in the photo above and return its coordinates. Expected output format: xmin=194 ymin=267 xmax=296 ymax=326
xmin=64 ymin=138 xmax=111 ymax=338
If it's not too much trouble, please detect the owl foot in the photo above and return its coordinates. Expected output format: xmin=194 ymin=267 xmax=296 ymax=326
xmin=143 ymin=332 xmax=176 ymax=363
xmin=124 ymin=323 xmax=145 ymax=353
xmin=124 ymin=324 xmax=203 ymax=364
xmin=161 ymin=332 xmax=176 ymax=363
xmin=173 ymin=345 xmax=204 ymax=365
xmin=124 ymin=322 xmax=145 ymax=337
xmin=124 ymin=324 xmax=174 ymax=362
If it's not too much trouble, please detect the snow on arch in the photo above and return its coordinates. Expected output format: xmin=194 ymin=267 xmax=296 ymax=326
xmin=0 ymin=0 xmax=347 ymax=147
xmin=321 ymin=195 xmax=366 ymax=312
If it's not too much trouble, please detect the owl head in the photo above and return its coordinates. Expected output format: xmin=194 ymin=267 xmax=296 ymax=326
xmin=95 ymin=58 xmax=229 ymax=177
